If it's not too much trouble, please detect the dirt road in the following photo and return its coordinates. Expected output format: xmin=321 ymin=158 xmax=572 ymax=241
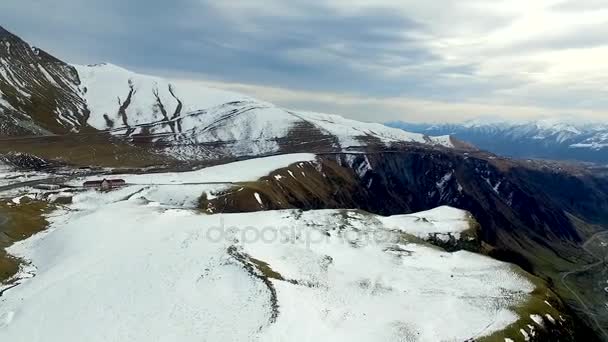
xmin=560 ymin=231 xmax=608 ymax=340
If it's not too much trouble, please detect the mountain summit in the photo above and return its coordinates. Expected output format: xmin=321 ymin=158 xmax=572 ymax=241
xmin=0 ymin=25 xmax=87 ymax=135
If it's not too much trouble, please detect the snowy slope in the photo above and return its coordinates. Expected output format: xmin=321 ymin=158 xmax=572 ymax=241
xmin=74 ymin=63 xmax=254 ymax=129
xmin=69 ymin=153 xmax=317 ymax=207
xmin=2 ymin=23 xmax=453 ymax=158
xmin=379 ymin=206 xmax=473 ymax=242
xmin=73 ymin=63 xmax=453 ymax=159
xmin=0 ymin=155 xmax=538 ymax=342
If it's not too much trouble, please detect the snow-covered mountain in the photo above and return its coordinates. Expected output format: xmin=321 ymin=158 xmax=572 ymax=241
xmin=1 ymin=24 xmax=607 ymax=341
xmin=73 ymin=63 xmax=453 ymax=159
xmin=386 ymin=119 xmax=608 ymax=164
xmin=0 ymin=154 xmax=561 ymax=341
xmin=0 ymin=25 xmax=452 ymax=160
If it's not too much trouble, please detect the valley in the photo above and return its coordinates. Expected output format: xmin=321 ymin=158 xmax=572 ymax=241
xmin=560 ymin=231 xmax=608 ymax=339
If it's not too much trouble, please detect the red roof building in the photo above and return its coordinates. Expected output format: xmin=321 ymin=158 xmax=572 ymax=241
xmin=83 ymin=179 xmax=126 ymax=190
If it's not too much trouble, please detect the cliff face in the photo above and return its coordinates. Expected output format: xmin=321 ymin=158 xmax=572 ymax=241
xmin=199 ymin=150 xmax=606 ymax=340
xmin=201 ymin=150 xmax=608 ymax=273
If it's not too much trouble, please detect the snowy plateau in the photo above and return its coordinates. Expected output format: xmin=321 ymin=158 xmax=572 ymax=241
xmin=0 ymin=154 xmax=537 ymax=342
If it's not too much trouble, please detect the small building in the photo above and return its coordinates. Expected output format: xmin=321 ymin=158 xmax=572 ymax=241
xmin=83 ymin=179 xmax=126 ymax=190
xmin=33 ymin=184 xmax=61 ymax=190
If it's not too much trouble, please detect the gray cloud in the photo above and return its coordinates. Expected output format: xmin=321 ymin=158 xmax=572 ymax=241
xmin=552 ymin=0 xmax=608 ymax=12
xmin=0 ymin=0 xmax=486 ymax=97
xmin=0 ymin=0 xmax=607 ymax=123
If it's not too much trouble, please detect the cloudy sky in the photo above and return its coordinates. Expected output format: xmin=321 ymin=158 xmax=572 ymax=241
xmin=1 ymin=0 xmax=607 ymax=123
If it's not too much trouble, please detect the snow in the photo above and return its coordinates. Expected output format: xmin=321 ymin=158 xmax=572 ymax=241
xmin=0 ymin=201 xmax=534 ymax=342
xmin=0 ymin=89 xmax=13 ymax=111
xmin=74 ymin=63 xmax=453 ymax=159
xmin=436 ymin=171 xmax=453 ymax=189
xmin=0 ymin=202 xmax=272 ymax=341
xmin=74 ymin=63 xmax=252 ymax=130
xmin=0 ymin=170 xmax=51 ymax=188
xmin=296 ymin=111 xmax=454 ymax=148
xmin=530 ymin=314 xmax=544 ymax=327
xmin=74 ymin=63 xmax=299 ymax=159
xmin=37 ymin=64 xmax=58 ymax=86
xmin=69 ymin=154 xmax=316 ymax=208
xmin=379 ymin=206 xmax=473 ymax=242
xmin=254 ymin=192 xmax=263 ymax=205
xmin=0 ymin=59 xmax=28 ymax=97
xmin=417 ymin=119 xmax=608 ymax=152
xmin=242 ymin=210 xmax=532 ymax=341
xmin=11 ymin=194 xmax=36 ymax=204
xmin=493 ymin=181 xmax=502 ymax=194
xmin=520 ymin=328 xmax=530 ymax=341
xmin=344 ymin=154 xmax=373 ymax=178
xmin=545 ymin=314 xmax=556 ymax=324
xmin=0 ymin=155 xmax=536 ymax=341
xmin=571 ymin=142 xmax=608 ymax=150
xmin=482 ymin=177 xmax=501 ymax=195
xmin=75 ymin=154 xmax=315 ymax=186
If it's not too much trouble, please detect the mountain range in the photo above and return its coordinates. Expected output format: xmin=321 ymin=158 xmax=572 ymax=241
xmin=0 ymin=25 xmax=453 ymax=163
xmin=387 ymin=120 xmax=608 ymax=164
xmin=1 ymin=24 xmax=608 ymax=341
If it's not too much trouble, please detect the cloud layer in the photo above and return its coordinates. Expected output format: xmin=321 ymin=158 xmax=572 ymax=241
xmin=1 ymin=0 xmax=606 ymax=122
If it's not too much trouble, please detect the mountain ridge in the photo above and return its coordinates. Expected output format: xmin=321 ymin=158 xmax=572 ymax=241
xmin=0 ymin=25 xmax=454 ymax=162
xmin=1 ymin=24 xmax=608 ymax=341
xmin=387 ymin=120 xmax=608 ymax=164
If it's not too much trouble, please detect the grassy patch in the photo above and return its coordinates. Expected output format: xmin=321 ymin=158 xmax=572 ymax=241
xmin=199 ymin=159 xmax=363 ymax=214
xmin=479 ymin=269 xmax=583 ymax=342
xmin=0 ymin=134 xmax=172 ymax=168
xmin=247 ymin=256 xmax=285 ymax=281
xmin=0 ymin=199 xmax=53 ymax=285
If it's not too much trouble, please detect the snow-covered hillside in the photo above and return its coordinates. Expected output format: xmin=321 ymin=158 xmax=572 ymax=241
xmin=1 ymin=24 xmax=453 ymax=160
xmin=379 ymin=206 xmax=474 ymax=242
xmin=0 ymin=154 xmax=542 ymax=341
xmin=73 ymin=63 xmax=453 ymax=159
xmin=387 ymin=119 xmax=608 ymax=164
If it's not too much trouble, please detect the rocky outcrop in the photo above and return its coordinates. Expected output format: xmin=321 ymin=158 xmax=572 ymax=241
xmin=0 ymin=26 xmax=89 ymax=135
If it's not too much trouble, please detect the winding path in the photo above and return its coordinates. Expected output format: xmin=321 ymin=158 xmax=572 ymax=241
xmin=560 ymin=231 xmax=608 ymax=340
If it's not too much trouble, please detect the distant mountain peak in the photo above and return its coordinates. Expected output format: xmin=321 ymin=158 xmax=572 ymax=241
xmin=0 ymin=25 xmax=31 ymax=49
xmin=0 ymin=25 xmax=15 ymax=39
xmin=386 ymin=120 xmax=608 ymax=164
